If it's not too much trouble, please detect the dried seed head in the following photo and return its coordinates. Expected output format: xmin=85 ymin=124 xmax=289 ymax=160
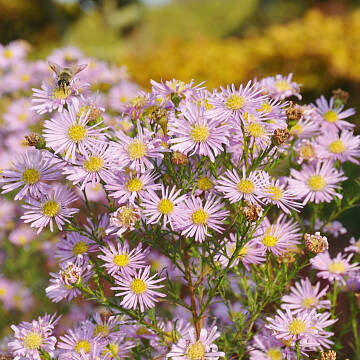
xmin=242 ymin=201 xmax=262 ymax=222
xmin=25 ymin=133 xmax=40 ymax=147
xmin=276 ymin=245 xmax=303 ymax=264
xmin=305 ymin=232 xmax=328 ymax=254
xmin=286 ymin=101 xmax=303 ymax=121
xmin=272 ymin=128 xmax=290 ymax=146
xmin=332 ymin=88 xmax=349 ymax=105
xmin=172 ymin=151 xmax=188 ymax=165
xmin=316 ymin=350 xmax=337 ymax=360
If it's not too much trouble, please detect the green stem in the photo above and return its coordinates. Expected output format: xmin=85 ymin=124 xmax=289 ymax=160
xmin=331 ymin=279 xmax=338 ymax=319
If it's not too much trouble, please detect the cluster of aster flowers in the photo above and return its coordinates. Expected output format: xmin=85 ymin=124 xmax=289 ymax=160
xmin=1 ymin=41 xmax=360 ymax=360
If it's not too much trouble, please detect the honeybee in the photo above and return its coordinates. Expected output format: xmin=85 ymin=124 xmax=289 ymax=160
xmin=48 ymin=61 xmax=87 ymax=93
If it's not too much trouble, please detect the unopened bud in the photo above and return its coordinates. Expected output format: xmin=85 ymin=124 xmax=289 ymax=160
xmin=332 ymin=88 xmax=349 ymax=105
xmin=242 ymin=200 xmax=262 ymax=222
xmin=304 ymin=232 xmax=328 ymax=254
xmin=286 ymin=101 xmax=303 ymax=122
xmin=272 ymin=128 xmax=290 ymax=146
xmin=172 ymin=151 xmax=188 ymax=165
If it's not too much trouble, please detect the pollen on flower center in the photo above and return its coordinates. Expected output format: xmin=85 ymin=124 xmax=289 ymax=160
xmin=290 ymin=123 xmax=304 ymax=135
xmin=197 ymin=177 xmax=213 ymax=191
xmin=191 ymin=209 xmax=208 ymax=225
xmin=23 ymin=331 xmax=42 ymax=350
xmin=68 ymin=124 xmax=87 ymax=142
xmin=262 ymin=234 xmax=278 ymax=247
xmin=94 ymin=324 xmax=110 ymax=337
xmin=22 ymin=168 xmax=40 ymax=184
xmin=328 ymin=261 xmax=346 ymax=274
xmin=72 ymin=241 xmax=88 ymax=256
xmin=238 ymin=246 xmax=248 ymax=258
xmin=266 ymin=186 xmax=283 ymax=200
xmin=75 ymin=340 xmax=91 ymax=354
xmin=226 ymin=95 xmax=245 ymax=110
xmin=266 ymin=348 xmax=282 ymax=360
xmin=302 ymin=297 xmax=318 ymax=309
xmin=186 ymin=341 xmax=206 ymax=360
xmin=288 ymin=318 xmax=306 ymax=335
xmin=275 ymin=80 xmax=291 ymax=92
xmin=259 ymin=102 xmax=272 ymax=113
xmin=131 ymin=279 xmax=147 ymax=294
xmin=307 ymin=175 xmax=326 ymax=191
xmin=247 ymin=123 xmax=265 ymax=137
xmin=299 ymin=144 xmax=315 ymax=160
xmin=158 ymin=199 xmax=174 ymax=214
xmin=113 ymin=253 xmax=130 ymax=267
xmin=328 ymin=140 xmax=345 ymax=154
xmin=237 ymin=179 xmax=255 ymax=194
xmin=84 ymin=156 xmax=104 ymax=172
xmin=324 ymin=110 xmax=338 ymax=123
xmin=41 ymin=200 xmax=60 ymax=217
xmin=191 ymin=125 xmax=210 ymax=142
xmin=126 ymin=178 xmax=143 ymax=192
xmin=52 ymin=86 xmax=71 ymax=99
xmin=128 ymin=140 xmax=147 ymax=159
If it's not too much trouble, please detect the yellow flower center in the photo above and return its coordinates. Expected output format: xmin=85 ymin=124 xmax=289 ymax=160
xmin=126 ymin=178 xmax=143 ymax=192
xmin=262 ymin=234 xmax=278 ymax=247
xmin=191 ymin=209 xmax=208 ymax=225
xmin=23 ymin=332 xmax=42 ymax=350
xmin=324 ymin=110 xmax=338 ymax=123
xmin=266 ymin=348 xmax=282 ymax=360
xmin=307 ymin=175 xmax=326 ymax=191
xmin=299 ymin=144 xmax=315 ymax=160
xmin=128 ymin=140 xmax=147 ymax=159
xmin=113 ymin=253 xmax=130 ymax=267
xmin=290 ymin=123 xmax=304 ymax=135
xmin=75 ymin=340 xmax=91 ymax=354
xmin=266 ymin=186 xmax=283 ymax=200
xmin=168 ymin=80 xmax=187 ymax=93
xmin=22 ymin=168 xmax=40 ymax=184
xmin=4 ymin=49 xmax=12 ymax=58
xmin=259 ymin=102 xmax=272 ymax=113
xmin=191 ymin=125 xmax=210 ymax=142
xmin=52 ymin=86 xmax=71 ymax=99
xmin=0 ymin=288 xmax=6 ymax=296
xmin=197 ymin=177 xmax=214 ymax=191
xmin=275 ymin=80 xmax=291 ymax=92
xmin=328 ymin=261 xmax=346 ymax=274
xmin=68 ymin=124 xmax=87 ymax=142
xmin=226 ymin=95 xmax=245 ymax=110
xmin=21 ymin=74 xmax=30 ymax=82
xmin=288 ymin=318 xmax=306 ymax=335
xmin=115 ymin=206 xmax=138 ymax=226
xmin=18 ymin=113 xmax=28 ymax=122
xmin=237 ymin=179 xmax=255 ymax=194
xmin=247 ymin=123 xmax=265 ymax=137
xmin=104 ymin=343 xmax=119 ymax=357
xmin=328 ymin=140 xmax=345 ymax=154
xmin=130 ymin=279 xmax=147 ymax=294
xmin=84 ymin=156 xmax=104 ymax=172
xmin=238 ymin=246 xmax=248 ymax=258
xmin=158 ymin=199 xmax=174 ymax=214
xmin=72 ymin=241 xmax=88 ymax=256
xmin=94 ymin=324 xmax=110 ymax=337
xmin=302 ymin=297 xmax=318 ymax=309
xmin=186 ymin=341 xmax=206 ymax=360
xmin=41 ymin=200 xmax=60 ymax=217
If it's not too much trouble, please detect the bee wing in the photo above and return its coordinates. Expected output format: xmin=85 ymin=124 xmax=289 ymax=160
xmin=48 ymin=61 xmax=61 ymax=76
xmin=72 ymin=63 xmax=88 ymax=75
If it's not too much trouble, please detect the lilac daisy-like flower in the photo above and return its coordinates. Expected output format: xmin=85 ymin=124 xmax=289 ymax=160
xmin=207 ymin=81 xmax=264 ymax=124
xmin=91 ymin=313 xmax=125 ymax=341
xmin=112 ymin=266 xmax=166 ymax=312
xmin=167 ymin=326 xmax=225 ymax=359
xmin=9 ymin=225 xmax=36 ymax=246
xmin=142 ymin=185 xmax=187 ymax=230
xmin=281 ymin=278 xmax=331 ymax=313
xmin=310 ymin=251 xmax=360 ymax=285
xmin=345 ymin=237 xmax=360 ymax=254
xmin=288 ymin=161 xmax=347 ymax=205
xmin=289 ymin=116 xmax=320 ymax=139
xmin=98 ymin=240 xmax=148 ymax=276
xmin=1 ymin=150 xmax=62 ymax=200
xmin=314 ymin=95 xmax=355 ymax=132
xmin=43 ymin=105 xmax=105 ymax=162
xmin=21 ymin=185 xmax=79 ymax=234
xmin=102 ymin=335 xmax=135 ymax=360
xmin=57 ymin=321 xmax=107 ymax=360
xmin=244 ymin=117 xmax=272 ymax=151
xmin=168 ymin=102 xmax=229 ymax=162
xmin=105 ymin=170 xmax=160 ymax=204
xmin=151 ymin=78 xmax=205 ymax=99
xmin=215 ymin=167 xmax=268 ymax=204
xmin=260 ymin=73 xmax=301 ymax=100
xmin=180 ymin=195 xmax=229 ymax=243
xmin=216 ymin=233 xmax=265 ymax=271
xmin=56 ymin=232 xmax=98 ymax=263
xmin=316 ymin=130 xmax=360 ymax=164
xmin=108 ymin=204 xmax=141 ymax=236
xmin=112 ymin=120 xmax=167 ymax=172
xmin=46 ymin=259 xmax=93 ymax=303
xmin=8 ymin=314 xmax=60 ymax=360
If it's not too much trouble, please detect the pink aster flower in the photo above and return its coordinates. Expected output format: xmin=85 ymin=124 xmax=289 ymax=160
xmin=108 ymin=81 xmax=141 ymax=113
xmin=260 ymin=73 xmax=301 ymax=100
xmin=0 ymin=40 xmax=29 ymax=69
xmin=288 ymin=161 xmax=347 ymax=205
xmin=46 ymin=259 xmax=93 ymax=303
xmin=314 ymin=95 xmax=355 ymax=132
xmin=98 ymin=240 xmax=148 ymax=276
xmin=168 ymin=102 xmax=229 ymax=162
xmin=112 ymin=266 xmax=166 ymax=312
xmin=289 ymin=116 xmax=320 ymax=139
xmin=9 ymin=225 xmax=36 ymax=246
xmin=345 ymin=237 xmax=360 ymax=254
xmin=142 ymin=185 xmax=187 ymax=230
xmin=310 ymin=251 xmax=360 ymax=285
xmin=151 ymin=78 xmax=205 ymax=99
xmin=1 ymin=150 xmax=62 ymax=200
xmin=166 ymin=326 xmax=225 ymax=359
xmin=91 ymin=313 xmax=125 ymax=341
xmin=281 ymin=278 xmax=331 ymax=313
xmin=21 ymin=185 xmax=79 ymax=234
xmin=316 ymin=130 xmax=360 ymax=164
xmin=102 ymin=335 xmax=135 ymax=360
xmin=108 ymin=204 xmax=141 ymax=236
xmin=56 ymin=232 xmax=98 ymax=263
xmin=180 ymin=195 xmax=229 ymax=243
xmin=9 ymin=313 xmax=60 ymax=360
xmin=215 ymin=167 xmax=268 ymax=204
xmin=43 ymin=104 xmax=105 ymax=162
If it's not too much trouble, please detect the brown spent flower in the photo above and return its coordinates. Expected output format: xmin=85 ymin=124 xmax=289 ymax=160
xmin=88 ymin=107 xmax=103 ymax=123
xmin=276 ymin=245 xmax=303 ymax=264
xmin=315 ymin=350 xmax=337 ymax=360
xmin=305 ymin=232 xmax=328 ymax=254
xmin=25 ymin=133 xmax=41 ymax=147
xmin=172 ymin=151 xmax=188 ymax=165
xmin=286 ymin=101 xmax=303 ymax=122
xmin=272 ymin=128 xmax=290 ymax=146
xmin=332 ymin=88 xmax=349 ymax=104
xmin=242 ymin=200 xmax=262 ymax=222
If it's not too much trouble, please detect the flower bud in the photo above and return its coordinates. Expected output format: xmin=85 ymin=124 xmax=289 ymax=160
xmin=304 ymin=232 xmax=328 ymax=254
